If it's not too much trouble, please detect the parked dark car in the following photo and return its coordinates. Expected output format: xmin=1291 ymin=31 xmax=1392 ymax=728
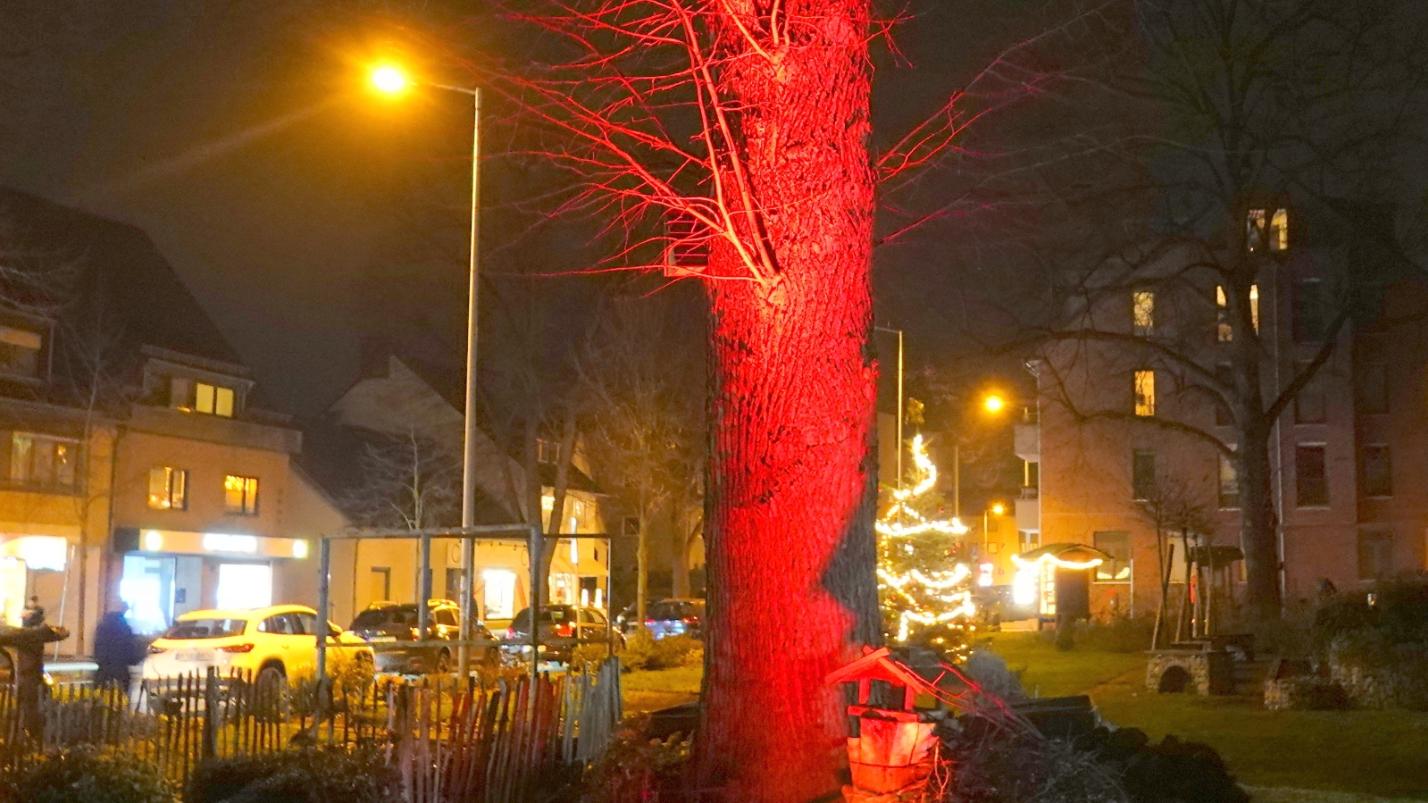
xmin=501 ymin=605 xmax=623 ymax=664
xmin=349 ymin=599 xmax=499 ymax=673
xmin=643 ymin=599 xmax=705 ymax=640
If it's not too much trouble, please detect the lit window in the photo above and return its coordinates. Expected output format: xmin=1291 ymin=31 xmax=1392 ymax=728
xmin=1270 ymin=209 xmax=1289 ymax=251
xmin=6 ymin=432 xmax=79 ymax=490
xmin=1218 ymin=451 xmax=1239 ymax=509
xmin=481 ymin=569 xmax=517 ymax=619
xmin=0 ymin=325 xmax=43 ymax=379
xmin=171 ymin=377 xmax=236 ymax=417
xmin=1132 ymin=290 xmax=1154 ymax=336
xmin=1133 ymin=370 xmax=1156 ymax=416
xmin=1247 ymin=208 xmax=1289 ymax=253
xmin=1132 ymin=449 xmax=1156 ymax=501
xmin=223 ymin=474 xmax=259 ymax=515
xmin=1295 ymin=444 xmax=1328 ymax=507
xmin=147 ymin=466 xmax=188 ymax=510
xmin=1216 ymin=284 xmax=1259 ymax=342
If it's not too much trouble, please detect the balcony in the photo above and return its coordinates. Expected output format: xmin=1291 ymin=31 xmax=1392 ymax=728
xmin=1014 ymin=423 xmax=1039 ymax=462
xmin=1015 ymin=495 xmax=1039 ymax=533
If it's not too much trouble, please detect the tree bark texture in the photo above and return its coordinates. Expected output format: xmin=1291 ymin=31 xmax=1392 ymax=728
xmin=695 ymin=3 xmax=881 ymax=798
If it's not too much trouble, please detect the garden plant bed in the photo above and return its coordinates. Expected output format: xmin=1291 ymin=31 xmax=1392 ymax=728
xmin=983 ymin=632 xmax=1428 ymax=798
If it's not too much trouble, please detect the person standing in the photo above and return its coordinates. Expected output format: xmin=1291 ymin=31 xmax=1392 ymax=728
xmin=94 ymin=602 xmax=140 ymax=689
xmin=0 ymin=605 xmax=68 ymax=744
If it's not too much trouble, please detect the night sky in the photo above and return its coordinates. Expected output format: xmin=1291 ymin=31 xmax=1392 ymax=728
xmin=0 ymin=2 xmax=1047 ymax=417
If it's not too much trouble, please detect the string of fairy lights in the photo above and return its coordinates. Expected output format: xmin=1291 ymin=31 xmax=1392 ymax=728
xmin=875 ymin=434 xmax=976 ymax=646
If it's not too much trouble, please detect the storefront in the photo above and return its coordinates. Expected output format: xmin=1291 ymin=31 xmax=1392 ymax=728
xmin=112 ymin=528 xmax=310 ymax=634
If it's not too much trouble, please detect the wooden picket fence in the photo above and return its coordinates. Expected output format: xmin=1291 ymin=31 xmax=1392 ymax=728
xmin=0 ymin=659 xmax=622 ymax=801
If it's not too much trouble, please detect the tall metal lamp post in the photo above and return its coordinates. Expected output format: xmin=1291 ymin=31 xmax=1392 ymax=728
xmin=369 ymin=64 xmax=484 ymax=678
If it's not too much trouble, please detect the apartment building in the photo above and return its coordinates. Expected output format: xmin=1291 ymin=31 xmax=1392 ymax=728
xmin=0 ymin=187 xmax=341 ymax=648
xmin=1027 ymin=201 xmax=1428 ymax=618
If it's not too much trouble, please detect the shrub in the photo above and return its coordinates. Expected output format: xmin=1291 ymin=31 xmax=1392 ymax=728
xmin=0 ymin=747 xmax=175 ymax=803
xmin=185 ymin=747 xmax=398 ymax=803
xmin=961 ymin=649 xmax=1026 ymax=702
xmin=1037 ymin=615 xmax=1154 ymax=653
xmin=582 ymin=723 xmax=690 ymax=802
xmin=621 ymin=633 xmax=702 ymax=672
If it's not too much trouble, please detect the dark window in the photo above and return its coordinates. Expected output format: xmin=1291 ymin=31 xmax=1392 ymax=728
xmin=1293 ymin=279 xmax=1327 ymax=343
xmin=1357 ymin=530 xmax=1393 ymax=580
xmin=259 ymin=615 xmax=296 ymax=635
xmin=537 ymin=438 xmax=559 ymax=465
xmin=1093 ymin=531 xmax=1131 ymax=582
xmin=434 ymin=608 xmax=458 ymax=627
xmin=1218 ymin=452 xmax=1239 ymax=509
xmin=1295 ymin=444 xmax=1328 ymax=507
xmin=0 ymin=324 xmax=43 ymax=379
xmin=1215 ymin=363 xmax=1234 ymax=425
xmin=1294 ymin=361 xmax=1326 ymax=424
xmin=1132 ymin=449 xmax=1156 ymax=501
xmin=1362 ymin=445 xmax=1392 ymax=498
xmin=1357 ymin=338 xmax=1388 ymax=414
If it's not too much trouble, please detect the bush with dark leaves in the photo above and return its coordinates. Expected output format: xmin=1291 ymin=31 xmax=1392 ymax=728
xmin=0 ymin=747 xmax=175 ymax=803
xmin=185 ymin=746 xmax=397 ymax=803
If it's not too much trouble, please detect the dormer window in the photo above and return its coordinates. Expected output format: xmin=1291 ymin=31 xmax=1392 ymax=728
xmin=537 ymin=438 xmax=560 ymax=465
xmin=1247 ymin=207 xmax=1289 ymax=253
xmin=0 ymin=324 xmax=43 ymax=380
xmin=170 ymin=377 xmax=235 ymax=417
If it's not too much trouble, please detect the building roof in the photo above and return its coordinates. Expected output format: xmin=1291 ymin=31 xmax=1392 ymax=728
xmin=0 ymin=186 xmax=245 ymax=370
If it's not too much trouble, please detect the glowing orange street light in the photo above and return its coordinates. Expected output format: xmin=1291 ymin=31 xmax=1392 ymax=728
xmin=982 ymin=392 xmax=1007 ymax=415
xmin=369 ymin=63 xmax=410 ymax=95
xmin=990 ymin=501 xmax=1007 ymax=517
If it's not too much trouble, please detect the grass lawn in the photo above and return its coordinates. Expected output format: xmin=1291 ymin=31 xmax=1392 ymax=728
xmin=981 ymin=631 xmax=1428 ymax=799
xmin=621 ymin=664 xmax=701 ymax=715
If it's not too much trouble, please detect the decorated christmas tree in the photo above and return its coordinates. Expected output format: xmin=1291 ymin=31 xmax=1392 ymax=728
xmin=876 ymin=433 xmax=977 ymax=659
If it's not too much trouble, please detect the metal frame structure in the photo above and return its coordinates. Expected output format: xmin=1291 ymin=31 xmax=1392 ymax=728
xmin=313 ymin=523 xmax=613 ymax=700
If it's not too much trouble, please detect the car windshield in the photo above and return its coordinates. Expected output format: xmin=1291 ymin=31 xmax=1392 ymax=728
xmin=511 ymin=607 xmax=573 ymax=629
xmin=649 ymin=602 xmax=694 ymax=619
xmin=163 ymin=618 xmax=247 ymax=640
xmin=352 ymin=607 xmax=417 ymax=628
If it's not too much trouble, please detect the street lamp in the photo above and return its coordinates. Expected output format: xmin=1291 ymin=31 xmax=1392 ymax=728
xmin=950 ymin=391 xmax=1015 ymax=520
xmin=367 ymin=63 xmax=484 ymax=678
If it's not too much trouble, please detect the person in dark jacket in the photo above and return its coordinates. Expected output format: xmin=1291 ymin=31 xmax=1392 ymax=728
xmin=93 ymin=602 xmax=140 ymax=689
xmin=0 ymin=606 xmax=68 ymax=743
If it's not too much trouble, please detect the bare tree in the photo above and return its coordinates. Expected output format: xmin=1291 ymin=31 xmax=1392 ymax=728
xmin=577 ymin=291 xmax=705 ymax=628
xmin=342 ymin=427 xmax=461 ymax=532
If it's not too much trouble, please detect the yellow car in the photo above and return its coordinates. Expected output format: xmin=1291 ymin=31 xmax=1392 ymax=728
xmin=143 ymin=604 xmax=373 ymax=692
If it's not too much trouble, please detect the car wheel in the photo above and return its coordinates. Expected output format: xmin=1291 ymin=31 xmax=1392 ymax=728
xmin=254 ymin=664 xmax=288 ymax=720
xmin=434 ymin=649 xmax=451 ymax=674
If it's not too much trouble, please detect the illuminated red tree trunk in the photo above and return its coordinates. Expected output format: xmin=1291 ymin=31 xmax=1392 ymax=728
xmin=695 ymin=3 xmax=881 ymax=798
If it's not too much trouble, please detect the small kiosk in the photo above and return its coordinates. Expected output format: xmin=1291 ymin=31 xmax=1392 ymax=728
xmin=1010 ymin=543 xmax=1113 ymax=626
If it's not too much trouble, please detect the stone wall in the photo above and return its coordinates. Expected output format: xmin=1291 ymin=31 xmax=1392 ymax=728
xmin=1146 ymin=649 xmax=1234 ymax=695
